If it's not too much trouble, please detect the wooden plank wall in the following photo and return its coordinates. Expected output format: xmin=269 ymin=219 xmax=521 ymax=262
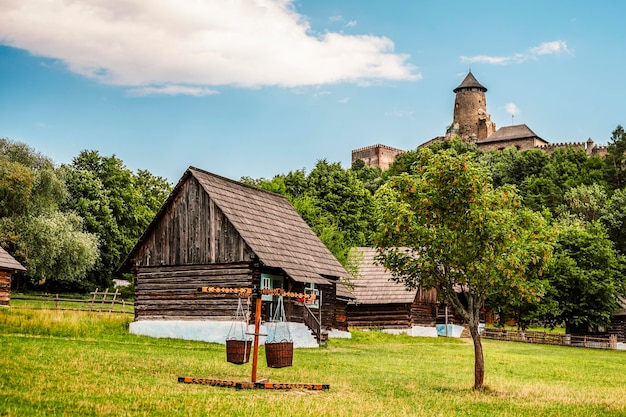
xmin=0 ymin=271 xmax=10 ymax=306
xmin=133 ymin=177 xmax=254 ymax=267
xmin=411 ymin=302 xmax=438 ymax=326
xmin=134 ymin=263 xmax=253 ymax=320
xmin=609 ymin=316 xmax=625 ymax=342
xmin=347 ymin=304 xmax=413 ymax=329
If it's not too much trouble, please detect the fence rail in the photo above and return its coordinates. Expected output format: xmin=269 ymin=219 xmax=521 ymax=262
xmin=11 ymin=288 xmax=134 ymax=314
xmin=481 ymin=328 xmax=618 ymax=350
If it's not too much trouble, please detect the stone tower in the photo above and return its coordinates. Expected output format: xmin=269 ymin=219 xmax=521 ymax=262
xmin=446 ymin=71 xmax=496 ymax=142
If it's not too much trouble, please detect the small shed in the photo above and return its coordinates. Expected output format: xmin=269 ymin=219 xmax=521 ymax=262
xmin=346 ymin=247 xmax=438 ymax=331
xmin=0 ymin=246 xmax=26 ymax=306
xmin=119 ymin=167 xmax=353 ymax=346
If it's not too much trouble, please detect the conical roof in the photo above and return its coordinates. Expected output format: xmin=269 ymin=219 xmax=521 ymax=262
xmin=453 ymin=71 xmax=487 ymax=93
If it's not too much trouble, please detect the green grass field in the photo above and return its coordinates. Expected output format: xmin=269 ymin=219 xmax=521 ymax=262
xmin=1 ymin=307 xmax=624 ymax=417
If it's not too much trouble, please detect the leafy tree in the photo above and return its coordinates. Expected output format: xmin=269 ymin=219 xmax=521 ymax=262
xmin=485 ymin=148 xmax=549 ymax=188
xmin=350 ymin=159 xmax=383 ymax=194
xmin=307 ymin=160 xmax=375 ymax=247
xmin=0 ymin=139 xmax=66 ymax=217
xmin=560 ymin=183 xmax=607 ymax=222
xmin=64 ymin=151 xmax=172 ymax=285
xmin=543 ymin=219 xmax=626 ymax=333
xmin=60 ymin=166 xmax=122 ymax=288
xmin=0 ymin=139 xmax=99 ymax=289
xmin=605 ymin=125 xmax=626 ymax=189
xmin=601 ymin=188 xmax=626 ymax=255
xmin=373 ymin=148 xmax=554 ymax=389
xmin=15 ymin=211 xmax=99 ymax=290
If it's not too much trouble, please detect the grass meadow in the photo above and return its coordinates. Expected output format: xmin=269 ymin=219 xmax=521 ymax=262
xmin=1 ymin=307 xmax=625 ymax=417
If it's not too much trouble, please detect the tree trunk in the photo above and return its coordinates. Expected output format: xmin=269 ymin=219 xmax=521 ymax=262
xmin=469 ymin=323 xmax=485 ymax=390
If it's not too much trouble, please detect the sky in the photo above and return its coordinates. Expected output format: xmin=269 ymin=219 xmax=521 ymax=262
xmin=1 ymin=0 xmax=625 ymax=184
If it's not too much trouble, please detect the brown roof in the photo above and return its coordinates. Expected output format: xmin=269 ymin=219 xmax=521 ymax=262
xmin=0 ymin=246 xmax=25 ymax=272
xmin=453 ymin=71 xmax=487 ymax=93
xmin=477 ymin=124 xmax=547 ymax=144
xmin=190 ymin=167 xmax=349 ymax=284
xmin=349 ymin=247 xmax=416 ymax=305
xmin=123 ymin=167 xmax=350 ymax=290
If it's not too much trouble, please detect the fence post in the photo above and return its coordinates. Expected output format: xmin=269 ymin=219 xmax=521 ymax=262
xmin=55 ymin=293 xmax=59 ymax=310
xmin=609 ymin=334 xmax=617 ymax=350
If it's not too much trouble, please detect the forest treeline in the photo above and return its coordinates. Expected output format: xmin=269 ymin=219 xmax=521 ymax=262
xmin=0 ymin=140 xmax=172 ymax=292
xmin=2 ymin=126 xmax=626 ymax=331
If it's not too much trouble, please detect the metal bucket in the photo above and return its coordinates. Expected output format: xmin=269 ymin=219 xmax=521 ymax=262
xmin=265 ymin=341 xmax=293 ymax=368
xmin=226 ymin=339 xmax=252 ymax=364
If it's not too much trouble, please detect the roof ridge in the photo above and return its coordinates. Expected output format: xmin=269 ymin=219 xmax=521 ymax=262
xmin=188 ymin=166 xmax=287 ymax=199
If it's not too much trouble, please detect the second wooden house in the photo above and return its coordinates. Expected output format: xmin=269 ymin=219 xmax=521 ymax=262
xmin=119 ymin=167 xmax=353 ymax=347
xmin=347 ymin=247 xmax=439 ymax=336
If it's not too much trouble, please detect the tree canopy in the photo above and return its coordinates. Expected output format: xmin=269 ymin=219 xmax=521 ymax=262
xmin=373 ymin=148 xmax=554 ymax=389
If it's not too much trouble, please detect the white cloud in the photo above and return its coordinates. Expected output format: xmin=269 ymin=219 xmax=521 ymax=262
xmin=338 ymin=97 xmax=350 ymax=104
xmin=345 ymin=20 xmax=357 ymax=28
xmin=127 ymin=85 xmax=219 ymax=97
xmin=461 ymin=40 xmax=571 ymax=65
xmin=0 ymin=0 xmax=418 ymax=93
xmin=505 ymin=103 xmax=520 ymax=116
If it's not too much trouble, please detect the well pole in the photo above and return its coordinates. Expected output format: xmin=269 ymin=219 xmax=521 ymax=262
xmin=250 ymin=292 xmax=262 ymax=382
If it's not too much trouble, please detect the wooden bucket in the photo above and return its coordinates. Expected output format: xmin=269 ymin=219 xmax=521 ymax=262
xmin=226 ymin=339 xmax=252 ymax=365
xmin=265 ymin=341 xmax=293 ymax=368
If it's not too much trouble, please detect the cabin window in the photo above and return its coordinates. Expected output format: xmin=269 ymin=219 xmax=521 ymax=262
xmin=304 ymin=283 xmax=320 ymax=309
xmin=261 ymin=273 xmax=283 ymax=302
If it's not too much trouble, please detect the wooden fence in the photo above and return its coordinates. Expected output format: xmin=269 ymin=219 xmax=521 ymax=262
xmin=11 ymin=288 xmax=134 ymax=314
xmin=481 ymin=328 xmax=618 ymax=350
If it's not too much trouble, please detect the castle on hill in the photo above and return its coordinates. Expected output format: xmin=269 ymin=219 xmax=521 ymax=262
xmin=352 ymin=71 xmax=607 ymax=170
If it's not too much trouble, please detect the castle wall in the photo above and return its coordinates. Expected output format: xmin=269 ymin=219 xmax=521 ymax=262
xmin=352 ymin=144 xmax=406 ymax=171
xmin=477 ymin=137 xmax=544 ymax=153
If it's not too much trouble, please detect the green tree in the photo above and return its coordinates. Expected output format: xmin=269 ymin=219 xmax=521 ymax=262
xmin=307 ymin=160 xmax=375 ymax=247
xmin=605 ymin=125 xmax=626 ymax=189
xmin=60 ymin=166 xmax=122 ymax=288
xmin=65 ymin=151 xmax=172 ymax=285
xmin=544 ymin=219 xmax=626 ymax=333
xmin=374 ymin=148 xmax=554 ymax=389
xmin=560 ymin=183 xmax=607 ymax=222
xmin=350 ymin=159 xmax=383 ymax=194
xmin=601 ymin=188 xmax=626 ymax=255
xmin=17 ymin=211 xmax=99 ymax=290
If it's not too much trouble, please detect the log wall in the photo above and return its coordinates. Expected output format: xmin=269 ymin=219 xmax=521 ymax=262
xmin=0 ymin=271 xmax=10 ymax=306
xmin=134 ymin=263 xmax=253 ymax=320
xmin=609 ymin=316 xmax=626 ymax=343
xmin=347 ymin=304 xmax=413 ymax=328
xmin=133 ymin=177 xmax=254 ymax=267
xmin=411 ymin=302 xmax=438 ymax=326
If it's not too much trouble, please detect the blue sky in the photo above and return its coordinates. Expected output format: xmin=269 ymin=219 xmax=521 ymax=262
xmin=1 ymin=0 xmax=625 ymax=183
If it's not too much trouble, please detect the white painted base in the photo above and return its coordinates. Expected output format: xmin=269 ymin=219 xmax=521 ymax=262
xmin=382 ymin=326 xmax=438 ymax=338
xmin=436 ymin=324 xmax=465 ymax=338
xmin=617 ymin=342 xmax=625 ymax=351
xmin=129 ymin=320 xmax=321 ymax=348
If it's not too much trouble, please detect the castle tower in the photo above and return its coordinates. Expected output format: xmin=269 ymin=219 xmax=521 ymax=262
xmin=447 ymin=71 xmax=496 ymax=142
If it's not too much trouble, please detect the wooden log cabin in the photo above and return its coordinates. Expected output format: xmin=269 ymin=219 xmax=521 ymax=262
xmin=347 ymin=247 xmax=438 ymax=330
xmin=0 ymin=246 xmax=26 ymax=306
xmin=119 ymin=167 xmax=353 ymax=345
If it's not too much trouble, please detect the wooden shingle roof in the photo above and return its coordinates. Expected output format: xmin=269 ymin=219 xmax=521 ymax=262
xmin=0 ymin=246 xmax=25 ymax=272
xmin=188 ymin=167 xmax=348 ymax=284
xmin=350 ymin=247 xmax=416 ymax=305
xmin=453 ymin=71 xmax=487 ymax=93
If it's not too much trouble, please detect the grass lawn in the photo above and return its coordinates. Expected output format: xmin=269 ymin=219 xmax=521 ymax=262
xmin=0 ymin=307 xmax=624 ymax=417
